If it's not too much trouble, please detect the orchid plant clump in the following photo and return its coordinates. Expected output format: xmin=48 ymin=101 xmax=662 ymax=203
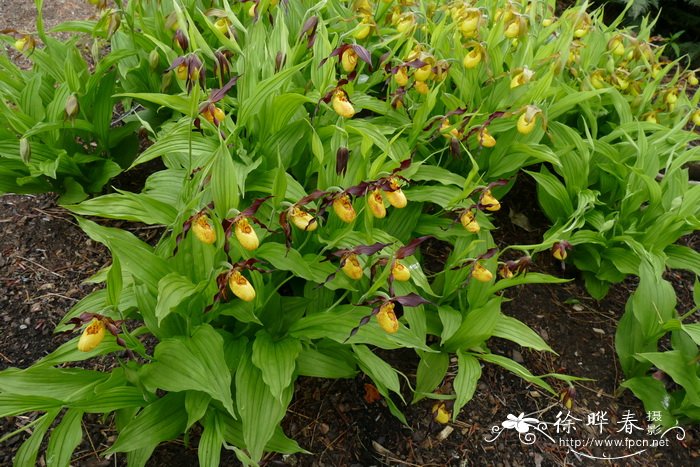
xmin=0 ymin=0 xmax=698 ymax=465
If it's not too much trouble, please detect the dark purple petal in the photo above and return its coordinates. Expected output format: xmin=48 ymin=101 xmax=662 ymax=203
xmin=478 ymin=247 xmax=499 ymax=260
xmin=393 ymin=293 xmax=432 ymax=307
xmin=336 ymin=147 xmax=349 ymax=176
xmin=395 ymin=236 xmax=432 ymax=259
xmin=240 ymin=195 xmax=273 ymax=217
xmin=351 ymin=44 xmax=372 ymax=69
xmin=353 ymin=242 xmax=392 ymax=256
xmin=210 ymin=75 xmax=240 ymax=102
xmin=300 ymin=16 xmax=318 ymax=38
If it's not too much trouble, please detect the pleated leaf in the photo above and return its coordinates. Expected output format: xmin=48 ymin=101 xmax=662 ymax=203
xmin=140 ymin=325 xmax=234 ymax=416
xmin=251 ymin=331 xmax=301 ymax=402
xmin=46 ymin=408 xmax=84 ymax=467
xmin=236 ymin=351 xmax=293 ymax=462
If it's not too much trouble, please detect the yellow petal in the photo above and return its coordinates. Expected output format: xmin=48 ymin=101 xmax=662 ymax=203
xmin=78 ymin=319 xmax=106 ymax=352
xmin=229 ymin=271 xmax=256 ymax=302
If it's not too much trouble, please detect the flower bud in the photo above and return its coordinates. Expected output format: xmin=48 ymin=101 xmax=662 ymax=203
xmin=149 ymin=50 xmax=160 ymax=70
xmin=688 ymin=72 xmax=699 ymax=87
xmin=479 ymin=127 xmax=496 ymax=148
xmin=392 ymin=260 xmax=410 ymax=281
xmin=342 ymin=254 xmax=363 ymax=280
xmin=332 ymin=90 xmax=355 ymax=118
xmin=78 ymin=318 xmax=106 ymax=352
xmin=460 ymin=211 xmax=480 ymax=233
xmin=644 ymin=112 xmax=658 ymax=124
xmin=235 ymin=218 xmax=259 ymax=251
xmin=463 ymin=49 xmax=482 ymax=69
xmin=367 ymin=189 xmax=386 ymax=218
xmin=414 ymin=80 xmax=429 ymax=95
xmin=481 ymin=190 xmax=500 ymax=211
xmin=229 ymin=271 xmax=256 ymax=302
xmin=385 ymin=179 xmax=407 ymax=208
xmin=376 ymin=302 xmax=399 ymax=334
xmin=542 ymin=18 xmax=553 ymax=27
xmin=471 ymin=262 xmax=493 ymax=282
xmin=19 ymin=138 xmax=31 ymax=164
xmin=65 ymin=94 xmax=80 ymax=119
xmin=341 ymin=48 xmax=358 ymax=73
xmin=432 ymin=402 xmax=451 ymax=424
xmin=394 ymin=66 xmax=409 ymax=87
xmin=333 ymin=195 xmax=357 ymax=223
xmin=290 ymin=207 xmax=318 ymax=231
xmin=192 ymin=214 xmax=216 ymax=244
xmin=175 ymin=29 xmax=189 ymax=51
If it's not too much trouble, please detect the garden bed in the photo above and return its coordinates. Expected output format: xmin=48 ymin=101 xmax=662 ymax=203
xmin=2 ymin=189 xmax=699 ymax=466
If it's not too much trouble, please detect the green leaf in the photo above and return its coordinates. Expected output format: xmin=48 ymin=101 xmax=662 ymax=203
xmin=620 ymin=377 xmax=676 ymax=428
xmin=453 ymin=351 xmax=481 ymax=420
xmin=236 ymin=350 xmax=292 ymax=462
xmin=237 ymin=61 xmax=310 ymax=127
xmin=444 ymin=298 xmax=501 ymax=351
xmin=77 ymin=217 xmax=169 ymax=292
xmin=525 ymin=167 xmax=574 ymax=220
xmin=438 ymin=305 xmax=462 ymax=344
xmin=413 ymin=351 xmax=449 ymax=403
xmin=478 ymin=353 xmax=555 ymax=394
xmin=106 ymin=392 xmax=188 ymax=454
xmin=155 ymin=272 xmax=202 ymax=324
xmin=107 ymin=255 xmax=122 ymax=309
xmin=255 ymin=243 xmax=321 ymax=283
xmin=66 ymin=191 xmax=178 ymax=225
xmin=295 ymin=346 xmax=357 ymax=379
xmin=140 ymin=325 xmax=234 ymax=417
xmin=199 ymin=410 xmax=224 ymax=467
xmin=636 ymin=351 xmax=700 ymax=403
xmin=46 ymin=408 xmax=84 ymax=467
xmin=665 ymin=245 xmax=700 ymax=275
xmin=116 ymin=92 xmax=191 ymax=114
xmin=492 ymin=315 xmax=555 ymax=353
xmin=14 ymin=410 xmax=59 ymax=467
xmin=251 ymin=332 xmax=302 ymax=403
xmin=0 ymin=367 xmax=109 ymax=403
xmin=353 ymin=344 xmax=402 ymax=399
xmin=487 ymin=273 xmax=570 ymax=294
xmin=210 ymin=144 xmax=239 ymax=218
xmin=185 ymin=391 xmax=212 ymax=433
